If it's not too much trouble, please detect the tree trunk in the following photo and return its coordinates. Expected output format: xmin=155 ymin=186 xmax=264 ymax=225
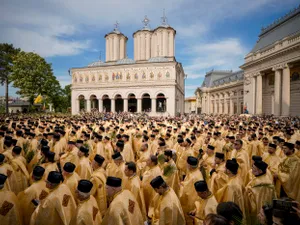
xmin=5 ymin=77 xmax=9 ymax=114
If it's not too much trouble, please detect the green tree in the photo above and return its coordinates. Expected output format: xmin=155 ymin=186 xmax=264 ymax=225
xmin=10 ymin=51 xmax=62 ymax=107
xmin=0 ymin=43 xmax=20 ymax=114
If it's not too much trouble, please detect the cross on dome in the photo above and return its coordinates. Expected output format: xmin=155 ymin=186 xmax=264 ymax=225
xmin=161 ymin=9 xmax=168 ymax=26
xmin=142 ymin=15 xmax=150 ymax=28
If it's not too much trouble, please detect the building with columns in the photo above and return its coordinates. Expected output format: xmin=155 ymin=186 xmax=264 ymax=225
xmin=196 ymin=5 xmax=300 ymax=116
xmin=195 ymin=70 xmax=244 ymax=115
xmin=241 ymin=5 xmax=300 ymax=116
xmin=71 ymin=14 xmax=185 ymax=116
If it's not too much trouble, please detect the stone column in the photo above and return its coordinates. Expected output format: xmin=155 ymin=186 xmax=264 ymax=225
xmin=98 ymin=98 xmax=103 ymax=112
xmin=111 ymin=99 xmax=115 ymax=113
xmin=137 ymin=98 xmax=142 ymax=113
xmin=76 ymin=99 xmax=80 ymax=114
xmin=281 ymin=64 xmax=290 ymax=116
xmin=201 ymin=93 xmax=206 ymax=113
xmin=274 ymin=68 xmax=282 ymax=116
xmin=123 ymin=98 xmax=128 ymax=112
xmin=224 ymin=94 xmax=228 ymax=114
xmin=230 ymin=92 xmax=234 ymax=115
xmin=251 ymin=76 xmax=256 ymax=114
xmin=48 ymin=103 xmax=53 ymax=112
xmin=219 ymin=98 xmax=222 ymax=114
xmin=151 ymin=98 xmax=156 ymax=112
xmin=256 ymin=73 xmax=263 ymax=115
xmin=86 ymin=99 xmax=91 ymax=112
xmin=214 ymin=99 xmax=218 ymax=115
xmin=207 ymin=93 xmax=210 ymax=114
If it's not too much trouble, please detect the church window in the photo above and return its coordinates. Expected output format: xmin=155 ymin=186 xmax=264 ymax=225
xmin=134 ymin=73 xmax=138 ymax=80
xmin=85 ymin=76 xmax=89 ymax=82
xmin=150 ymin=72 xmax=154 ymax=79
xmin=268 ymin=74 xmax=275 ymax=85
xmin=158 ymin=72 xmax=162 ymax=78
xmin=98 ymin=74 xmax=102 ymax=81
xmin=79 ymin=76 xmax=83 ymax=82
xmin=105 ymin=74 xmax=109 ymax=81
xmin=119 ymin=72 xmax=123 ymax=80
xmin=92 ymin=76 xmax=95 ymax=81
xmin=142 ymin=72 xmax=146 ymax=79
xmin=112 ymin=73 xmax=116 ymax=80
xmin=291 ymin=72 xmax=300 ymax=81
xmin=126 ymin=73 xmax=131 ymax=80
xmin=166 ymin=71 xmax=170 ymax=78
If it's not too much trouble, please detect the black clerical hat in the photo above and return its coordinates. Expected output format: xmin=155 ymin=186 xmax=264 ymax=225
xmin=185 ymin=138 xmax=192 ymax=145
xmin=12 ymin=146 xmax=22 ymax=155
xmin=0 ymin=154 xmax=4 ymax=163
xmin=76 ymin=140 xmax=84 ymax=144
xmin=284 ymin=142 xmax=294 ymax=149
xmin=112 ymin=152 xmax=122 ymax=160
xmin=63 ymin=162 xmax=76 ymax=173
xmin=40 ymin=139 xmax=48 ymax=146
xmin=194 ymin=180 xmax=208 ymax=192
xmin=77 ymin=179 xmax=93 ymax=193
xmin=106 ymin=176 xmax=122 ymax=187
xmin=150 ymin=176 xmax=165 ymax=189
xmin=47 ymin=171 xmax=62 ymax=184
xmin=164 ymin=150 xmax=173 ymax=157
xmin=254 ymin=160 xmax=268 ymax=172
xmin=41 ymin=145 xmax=50 ymax=154
xmin=215 ymin=152 xmax=225 ymax=159
xmin=68 ymin=140 xmax=75 ymax=145
xmin=33 ymin=166 xmax=45 ymax=178
xmin=94 ymin=154 xmax=105 ymax=165
xmin=269 ymin=143 xmax=277 ymax=149
xmin=116 ymin=141 xmax=124 ymax=148
xmin=187 ymin=156 xmax=198 ymax=166
xmin=0 ymin=174 xmax=7 ymax=185
xmin=252 ymin=155 xmax=262 ymax=162
xmin=226 ymin=159 xmax=239 ymax=174
xmin=208 ymin=145 xmax=215 ymax=150
xmin=79 ymin=146 xmax=89 ymax=153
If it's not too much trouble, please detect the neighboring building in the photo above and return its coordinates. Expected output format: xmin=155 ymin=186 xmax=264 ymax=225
xmin=196 ymin=70 xmax=244 ymax=115
xmin=240 ymin=5 xmax=300 ymax=116
xmin=71 ymin=14 xmax=185 ymax=116
xmin=8 ymin=100 xmax=30 ymax=113
xmin=196 ymin=5 xmax=300 ymax=116
xmin=184 ymin=96 xmax=196 ymax=114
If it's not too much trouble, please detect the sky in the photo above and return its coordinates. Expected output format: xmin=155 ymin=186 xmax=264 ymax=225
xmin=0 ymin=0 xmax=299 ymax=97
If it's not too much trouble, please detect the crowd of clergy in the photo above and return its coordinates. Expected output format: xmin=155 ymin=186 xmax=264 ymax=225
xmin=0 ymin=113 xmax=300 ymax=225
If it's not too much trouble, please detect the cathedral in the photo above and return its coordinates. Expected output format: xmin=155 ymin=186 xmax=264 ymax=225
xmin=71 ymin=14 xmax=185 ymax=116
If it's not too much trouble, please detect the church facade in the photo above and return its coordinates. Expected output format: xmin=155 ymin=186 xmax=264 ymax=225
xmin=197 ymin=5 xmax=300 ymax=116
xmin=71 ymin=16 xmax=185 ymax=116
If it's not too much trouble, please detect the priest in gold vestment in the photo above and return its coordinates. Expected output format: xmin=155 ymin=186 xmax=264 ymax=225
xmin=102 ymin=176 xmax=144 ymax=225
xmin=30 ymin=171 xmax=76 ymax=225
xmin=62 ymin=162 xmax=80 ymax=199
xmin=148 ymin=175 xmax=185 ymax=225
xmin=70 ymin=180 xmax=102 ymax=225
xmin=0 ymin=173 xmax=22 ymax=225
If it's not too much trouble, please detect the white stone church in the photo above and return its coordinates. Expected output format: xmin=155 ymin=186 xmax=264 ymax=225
xmin=71 ymin=15 xmax=185 ymax=116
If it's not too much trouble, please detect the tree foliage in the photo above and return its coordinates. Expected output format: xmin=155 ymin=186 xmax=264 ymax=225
xmin=11 ymin=51 xmax=61 ymax=101
xmin=0 ymin=43 xmax=20 ymax=113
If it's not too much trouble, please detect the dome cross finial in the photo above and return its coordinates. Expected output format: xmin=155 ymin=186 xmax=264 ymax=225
xmin=161 ymin=9 xmax=168 ymax=26
xmin=142 ymin=15 xmax=150 ymax=29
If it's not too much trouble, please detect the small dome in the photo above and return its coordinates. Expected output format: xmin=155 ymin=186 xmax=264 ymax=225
xmin=116 ymin=58 xmax=135 ymax=65
xmin=88 ymin=60 xmax=105 ymax=67
xmin=148 ymin=56 xmax=169 ymax=63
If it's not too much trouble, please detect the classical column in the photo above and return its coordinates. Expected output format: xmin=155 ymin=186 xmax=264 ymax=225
xmin=48 ymin=103 xmax=53 ymax=112
xmin=137 ymin=98 xmax=142 ymax=113
xmin=230 ymin=92 xmax=234 ymax=115
xmin=86 ymin=99 xmax=91 ymax=112
xmin=252 ymin=76 xmax=256 ymax=114
xmin=76 ymin=99 xmax=80 ymax=114
xmin=219 ymin=98 xmax=222 ymax=114
xmin=274 ymin=68 xmax=282 ymax=116
xmin=224 ymin=94 xmax=228 ymax=114
xmin=111 ymin=99 xmax=115 ymax=113
xmin=98 ymin=98 xmax=103 ymax=112
xmin=123 ymin=98 xmax=128 ymax=112
xmin=201 ymin=93 xmax=206 ymax=113
xmin=256 ymin=73 xmax=263 ymax=115
xmin=214 ymin=99 xmax=218 ymax=115
xmin=207 ymin=93 xmax=210 ymax=114
xmin=281 ymin=65 xmax=290 ymax=116
xmin=151 ymin=98 xmax=156 ymax=112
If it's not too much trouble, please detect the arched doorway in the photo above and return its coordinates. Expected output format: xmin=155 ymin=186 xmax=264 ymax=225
xmin=78 ymin=95 xmax=85 ymax=112
xmin=103 ymin=95 xmax=111 ymax=112
xmin=156 ymin=93 xmax=166 ymax=112
xmin=142 ymin=93 xmax=151 ymax=112
xmin=115 ymin=94 xmax=124 ymax=113
xmin=128 ymin=93 xmax=137 ymax=112
xmin=90 ymin=95 xmax=98 ymax=111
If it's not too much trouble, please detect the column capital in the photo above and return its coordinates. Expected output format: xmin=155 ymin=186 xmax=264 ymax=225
xmin=272 ymin=64 xmax=285 ymax=71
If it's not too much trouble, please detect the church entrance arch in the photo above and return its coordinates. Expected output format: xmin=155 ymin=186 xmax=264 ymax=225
xmin=156 ymin=93 xmax=166 ymax=112
xmin=128 ymin=93 xmax=137 ymax=112
xmin=102 ymin=94 xmax=111 ymax=112
xmin=115 ymin=94 xmax=124 ymax=113
xmin=90 ymin=95 xmax=98 ymax=111
xmin=78 ymin=95 xmax=85 ymax=112
xmin=142 ymin=93 xmax=151 ymax=112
